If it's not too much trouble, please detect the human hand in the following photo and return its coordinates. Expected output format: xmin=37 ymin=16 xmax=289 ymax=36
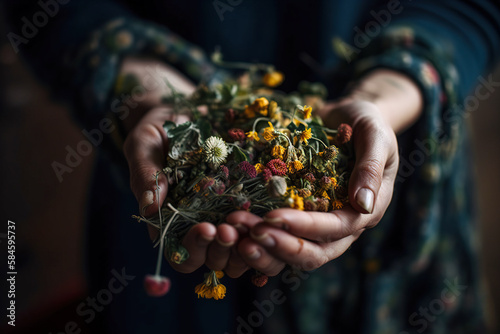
xmin=119 ymin=56 xmax=251 ymax=275
xmin=225 ymin=69 xmax=422 ymax=276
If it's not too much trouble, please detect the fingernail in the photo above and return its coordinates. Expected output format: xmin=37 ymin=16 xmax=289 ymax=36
xmin=356 ymin=188 xmax=374 ymax=213
xmin=140 ymin=190 xmax=154 ymax=215
xmin=215 ymin=235 xmax=234 ymax=247
xmin=246 ymin=249 xmax=261 ymax=260
xmin=198 ymin=233 xmax=214 ymax=245
xmin=233 ymin=224 xmax=248 ymax=234
xmin=250 ymin=231 xmax=276 ymax=247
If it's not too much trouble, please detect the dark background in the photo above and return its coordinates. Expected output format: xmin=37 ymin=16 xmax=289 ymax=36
xmin=1 ymin=8 xmax=499 ymax=334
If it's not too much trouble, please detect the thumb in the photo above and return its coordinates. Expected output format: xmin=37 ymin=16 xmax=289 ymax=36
xmin=123 ymin=123 xmax=169 ymax=219
xmin=348 ymin=117 xmax=392 ymax=214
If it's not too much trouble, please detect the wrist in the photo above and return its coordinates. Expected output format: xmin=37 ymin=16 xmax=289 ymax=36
xmin=347 ymin=69 xmax=423 ymax=134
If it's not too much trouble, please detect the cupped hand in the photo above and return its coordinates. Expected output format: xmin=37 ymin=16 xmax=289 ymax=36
xmin=227 ymin=99 xmax=400 ymax=276
xmin=123 ymin=106 xmax=247 ymax=274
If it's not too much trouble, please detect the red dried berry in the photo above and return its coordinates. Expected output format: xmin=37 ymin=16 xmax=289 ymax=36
xmin=144 ymin=275 xmax=171 ymax=297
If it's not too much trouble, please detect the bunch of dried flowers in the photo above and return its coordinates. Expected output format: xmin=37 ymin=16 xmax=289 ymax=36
xmin=133 ymin=57 xmax=354 ymax=299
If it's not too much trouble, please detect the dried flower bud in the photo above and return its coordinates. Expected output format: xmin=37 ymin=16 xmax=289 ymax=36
xmin=213 ymin=181 xmax=226 ymax=195
xmin=267 ymin=176 xmax=287 ymax=198
xmin=303 ymin=173 xmax=316 ymax=183
xmin=323 ymin=146 xmax=339 ymax=160
xmin=228 ymin=128 xmax=246 ymax=141
xmin=320 ymin=176 xmax=332 ymax=188
xmin=337 ymin=123 xmax=353 ymax=145
xmin=304 ymin=199 xmax=317 ymax=211
xmin=199 ymin=177 xmax=215 ymax=190
xmin=240 ymin=200 xmax=251 ymax=210
xmin=298 ymin=188 xmax=312 ymax=198
xmin=251 ymin=273 xmax=269 ymax=287
xmin=266 ymin=159 xmax=288 ymax=176
xmin=144 ymin=275 xmax=171 ymax=297
xmin=316 ymin=198 xmax=329 ymax=212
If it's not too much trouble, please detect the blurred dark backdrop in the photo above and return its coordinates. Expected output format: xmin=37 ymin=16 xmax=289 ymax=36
xmin=0 ymin=7 xmax=499 ymax=334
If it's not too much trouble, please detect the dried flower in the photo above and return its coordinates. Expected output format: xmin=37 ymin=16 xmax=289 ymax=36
xmin=320 ymin=176 xmax=332 ymax=188
xmin=287 ymin=191 xmax=304 ymax=210
xmin=251 ymin=273 xmax=269 ymax=287
xmin=304 ymin=199 xmax=317 ymax=211
xmin=246 ymin=131 xmax=260 ymax=141
xmin=238 ymin=161 xmax=257 ymax=179
xmin=271 ymin=145 xmax=286 ymax=160
xmin=268 ymin=100 xmax=278 ymax=119
xmin=263 ymin=122 xmax=279 ymax=141
xmin=266 ymin=159 xmax=288 ymax=176
xmin=323 ymin=146 xmax=339 ymax=160
xmin=203 ymin=136 xmax=228 ymax=169
xmin=219 ymin=165 xmax=229 ymax=179
xmin=316 ymin=198 xmax=329 ymax=212
xmin=304 ymin=173 xmax=316 ymax=183
xmin=288 ymin=160 xmax=304 ymax=174
xmin=332 ymin=200 xmax=343 ymax=210
xmin=337 ymin=123 xmax=353 ymax=145
xmin=213 ymin=181 xmax=226 ymax=195
xmin=245 ymin=97 xmax=269 ymax=117
xmin=262 ymin=71 xmax=284 ymax=87
xmin=296 ymin=127 xmax=312 ymax=145
xmin=195 ymin=270 xmax=226 ymax=300
xmin=228 ymin=128 xmax=246 ymax=141
xmin=298 ymin=188 xmax=312 ymax=198
xmin=262 ymin=168 xmax=273 ymax=182
xmin=254 ymin=163 xmax=265 ymax=174
xmin=267 ymin=176 xmax=287 ymax=198
xmin=302 ymin=105 xmax=312 ymax=120
xmin=199 ymin=177 xmax=215 ymax=190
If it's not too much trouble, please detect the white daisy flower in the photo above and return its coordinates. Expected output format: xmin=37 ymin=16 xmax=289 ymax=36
xmin=203 ymin=136 xmax=228 ymax=169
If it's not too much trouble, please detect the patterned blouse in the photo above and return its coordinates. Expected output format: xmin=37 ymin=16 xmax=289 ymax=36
xmin=5 ymin=0 xmax=500 ymax=333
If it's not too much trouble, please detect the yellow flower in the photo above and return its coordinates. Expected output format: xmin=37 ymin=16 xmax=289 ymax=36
xmin=254 ymin=163 xmax=265 ymax=173
xmin=332 ymin=200 xmax=343 ymax=210
xmin=195 ymin=270 xmax=227 ymax=300
xmin=244 ymin=97 xmax=269 ymax=118
xmin=246 ymin=131 xmax=260 ymax=141
xmin=268 ymin=101 xmax=278 ymax=119
xmin=298 ymin=128 xmax=312 ymax=145
xmin=321 ymin=190 xmax=330 ymax=200
xmin=262 ymin=71 xmax=284 ymax=87
xmin=302 ymin=105 xmax=312 ymax=120
xmin=330 ymin=177 xmax=338 ymax=189
xmin=271 ymin=145 xmax=286 ymax=160
xmin=288 ymin=191 xmax=304 ymax=210
xmin=288 ymin=160 xmax=304 ymax=174
xmin=263 ymin=122 xmax=278 ymax=141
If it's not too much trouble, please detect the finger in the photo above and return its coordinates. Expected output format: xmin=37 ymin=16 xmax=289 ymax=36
xmin=249 ymin=223 xmax=364 ymax=270
xmin=262 ymin=208 xmax=365 ymax=242
xmin=205 ymin=224 xmax=238 ymax=271
xmin=224 ymin=247 xmax=250 ymax=278
xmin=348 ymin=105 xmax=397 ymax=214
xmin=168 ymin=223 xmax=216 ymax=274
xmin=225 ymin=210 xmax=264 ymax=231
xmin=123 ymin=112 xmax=170 ymax=218
xmin=237 ymin=237 xmax=286 ymax=276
